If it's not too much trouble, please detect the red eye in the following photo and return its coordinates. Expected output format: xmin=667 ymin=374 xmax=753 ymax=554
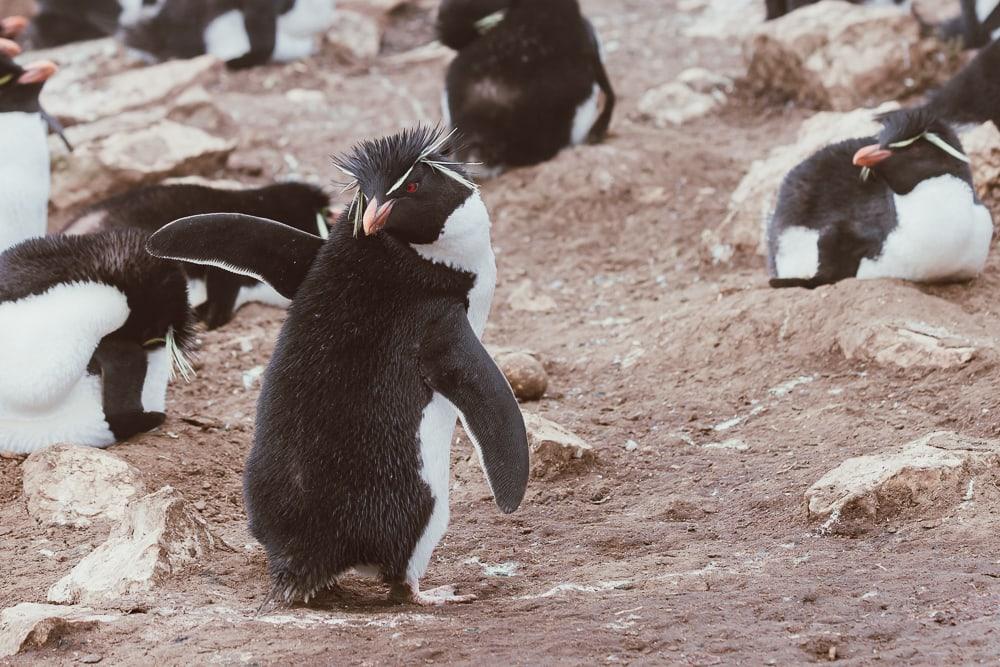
xmin=405 ymin=182 xmax=419 ymax=194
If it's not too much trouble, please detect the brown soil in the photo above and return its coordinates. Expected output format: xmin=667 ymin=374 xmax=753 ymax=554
xmin=4 ymin=1 xmax=1000 ymax=665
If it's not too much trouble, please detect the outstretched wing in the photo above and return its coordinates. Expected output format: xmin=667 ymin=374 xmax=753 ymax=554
xmin=146 ymin=213 xmax=324 ymax=300
xmin=420 ymin=305 xmax=529 ymax=513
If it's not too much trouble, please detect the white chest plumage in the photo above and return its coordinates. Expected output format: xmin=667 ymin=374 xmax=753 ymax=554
xmin=405 ymin=193 xmax=497 ymax=581
xmin=979 ymin=0 xmax=1000 ymax=41
xmin=857 ymin=175 xmax=994 ymax=282
xmin=203 ymin=0 xmax=335 ymax=63
xmin=0 ymin=112 xmax=50 ymax=253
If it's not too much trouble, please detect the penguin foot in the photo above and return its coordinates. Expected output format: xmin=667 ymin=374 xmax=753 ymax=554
xmin=391 ymin=582 xmax=476 ymax=606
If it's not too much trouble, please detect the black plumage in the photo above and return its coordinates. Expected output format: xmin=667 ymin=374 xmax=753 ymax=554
xmin=22 ymin=0 xmax=121 ymax=48
xmin=439 ymin=0 xmax=614 ymax=170
xmin=921 ymin=38 xmax=1000 ymax=131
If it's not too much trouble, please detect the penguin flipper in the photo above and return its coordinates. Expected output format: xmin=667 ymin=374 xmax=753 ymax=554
xmin=146 ymin=213 xmax=324 ymax=300
xmin=91 ymin=338 xmax=164 ymax=441
xmin=420 ymin=306 xmax=529 ymax=514
xmin=227 ymin=0 xmax=278 ymax=69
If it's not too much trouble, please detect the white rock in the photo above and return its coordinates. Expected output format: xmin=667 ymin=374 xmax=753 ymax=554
xmin=48 ymin=487 xmax=216 ymax=606
xmin=0 ymin=603 xmax=119 ymax=658
xmin=327 ymin=9 xmax=382 ymax=61
xmin=638 ymin=82 xmax=722 ymax=127
xmin=744 ymin=1 xmax=929 ymax=111
xmin=708 ymin=102 xmax=897 ymax=257
xmin=22 ymin=445 xmax=147 ymax=529
xmin=523 ymin=413 xmax=595 ymax=479
xmin=805 ymin=432 xmax=1000 ymax=534
xmin=507 ymin=280 xmax=557 ymax=313
xmin=837 ymin=320 xmax=979 ymax=370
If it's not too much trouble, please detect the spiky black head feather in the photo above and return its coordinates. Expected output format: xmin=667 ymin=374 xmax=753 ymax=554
xmin=875 ymin=106 xmax=955 ymax=148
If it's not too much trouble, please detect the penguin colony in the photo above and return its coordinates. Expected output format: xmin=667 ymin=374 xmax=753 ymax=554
xmin=0 ymin=0 xmax=996 ymax=607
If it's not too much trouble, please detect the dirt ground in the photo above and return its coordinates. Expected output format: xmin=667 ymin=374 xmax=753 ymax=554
xmin=3 ymin=0 xmax=1000 ymax=664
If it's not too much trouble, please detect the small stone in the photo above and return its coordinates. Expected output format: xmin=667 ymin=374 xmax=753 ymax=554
xmin=194 ymin=501 xmax=207 ymax=511
xmin=80 ymin=654 xmax=103 ymax=664
xmin=326 ymin=9 xmax=382 ymax=61
xmin=638 ymin=70 xmax=729 ymax=127
xmin=703 ymin=439 xmax=749 ymax=452
xmin=523 ymin=413 xmax=595 ymax=479
xmin=624 ymin=439 xmax=639 ymax=452
xmin=507 ymin=280 xmax=558 ymax=313
xmin=492 ymin=350 xmax=547 ymax=402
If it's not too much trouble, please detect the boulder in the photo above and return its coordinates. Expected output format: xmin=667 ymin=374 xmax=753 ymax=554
xmin=638 ymin=68 xmax=732 ymax=127
xmin=707 ymin=103 xmax=897 ymax=258
xmin=744 ymin=1 xmax=936 ymax=111
xmin=491 ymin=349 xmax=547 ymax=402
xmin=0 ymin=603 xmax=119 ymax=659
xmin=48 ymin=487 xmax=216 ymax=607
xmin=49 ymin=118 xmax=235 ymax=212
xmin=805 ymin=432 xmax=1000 ymax=535
xmin=326 ymin=9 xmax=382 ymax=61
xmin=962 ymin=122 xmax=1000 ymax=214
xmin=22 ymin=445 xmax=147 ymax=529
xmin=523 ymin=413 xmax=595 ymax=479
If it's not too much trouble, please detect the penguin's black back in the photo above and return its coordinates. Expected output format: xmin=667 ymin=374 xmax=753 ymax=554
xmin=444 ymin=0 xmax=601 ymax=166
xmin=767 ymin=137 xmax=896 ymax=282
xmin=926 ymin=38 xmax=1000 ymax=129
xmin=28 ymin=0 xmax=121 ymax=48
xmin=245 ymin=214 xmax=474 ymax=594
xmin=0 ymin=229 xmax=193 ymax=348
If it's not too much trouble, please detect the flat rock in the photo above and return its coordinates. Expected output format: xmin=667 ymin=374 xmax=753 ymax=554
xmin=744 ymin=1 xmax=934 ymax=111
xmin=523 ymin=413 xmax=595 ymax=479
xmin=837 ymin=319 xmax=979 ymax=370
xmin=22 ymin=445 xmax=147 ymax=529
xmin=638 ymin=82 xmax=723 ymax=128
xmin=48 ymin=487 xmax=216 ymax=607
xmin=41 ymin=55 xmax=221 ymax=127
xmin=50 ymin=118 xmax=235 ymax=212
xmin=327 ymin=9 xmax=382 ymax=61
xmin=507 ymin=280 xmax=557 ymax=313
xmin=805 ymin=432 xmax=1000 ymax=535
xmin=0 ymin=603 xmax=119 ymax=659
xmin=491 ymin=348 xmax=548 ymax=402
xmin=707 ymin=103 xmax=897 ymax=258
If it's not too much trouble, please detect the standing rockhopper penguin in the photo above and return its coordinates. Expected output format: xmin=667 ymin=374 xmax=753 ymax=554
xmin=439 ymin=0 xmax=615 ymax=172
xmin=767 ymin=108 xmax=993 ymax=289
xmin=0 ymin=229 xmax=195 ymax=455
xmin=147 ymin=127 xmax=530 ymax=606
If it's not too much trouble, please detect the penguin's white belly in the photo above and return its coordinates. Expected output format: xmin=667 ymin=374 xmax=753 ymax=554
xmin=204 ymin=10 xmax=252 ymax=61
xmin=0 ymin=113 xmax=50 ymax=253
xmin=773 ymin=226 xmax=820 ymax=279
xmin=0 ymin=375 xmax=114 ymax=454
xmin=570 ymin=84 xmax=601 ymax=146
xmin=141 ymin=347 xmax=170 ymax=414
xmin=187 ymin=278 xmax=208 ymax=309
xmin=274 ymin=0 xmax=335 ymax=61
xmin=234 ymin=282 xmax=292 ymax=310
xmin=857 ymin=176 xmax=994 ymax=282
xmin=978 ymin=0 xmax=1000 ymax=40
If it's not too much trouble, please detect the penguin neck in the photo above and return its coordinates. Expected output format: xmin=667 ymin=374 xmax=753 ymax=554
xmin=0 ymin=112 xmax=50 ymax=253
xmin=412 ymin=193 xmax=496 ymax=337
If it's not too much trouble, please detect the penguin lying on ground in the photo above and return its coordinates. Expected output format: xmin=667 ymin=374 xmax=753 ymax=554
xmin=765 ymin=0 xmax=910 ymax=21
xmin=148 ymin=126 xmax=530 ymax=606
xmin=0 ymin=229 xmax=194 ymax=455
xmin=119 ymin=0 xmax=335 ymax=70
xmin=767 ymin=108 xmax=993 ymax=288
xmin=938 ymin=0 xmax=1000 ymax=49
xmin=17 ymin=1 xmax=121 ymax=49
xmin=0 ymin=51 xmax=68 ymax=253
xmin=62 ymin=181 xmax=330 ymax=330
xmin=439 ymin=0 xmax=614 ymax=173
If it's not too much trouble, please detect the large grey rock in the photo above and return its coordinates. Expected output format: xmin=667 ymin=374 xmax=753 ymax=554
xmin=0 ymin=603 xmax=119 ymax=659
xmin=523 ymin=413 xmax=595 ymax=479
xmin=744 ymin=1 xmax=934 ymax=111
xmin=48 ymin=487 xmax=216 ymax=607
xmin=22 ymin=445 xmax=147 ymax=529
xmin=806 ymin=432 xmax=1000 ymax=535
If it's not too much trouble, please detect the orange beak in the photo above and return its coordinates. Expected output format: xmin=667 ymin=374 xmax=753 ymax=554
xmin=852 ymin=144 xmax=893 ymax=168
xmin=0 ymin=37 xmax=19 ymax=57
xmin=17 ymin=60 xmax=57 ymax=84
xmin=362 ymin=199 xmax=395 ymax=236
xmin=1 ymin=16 xmax=29 ymax=38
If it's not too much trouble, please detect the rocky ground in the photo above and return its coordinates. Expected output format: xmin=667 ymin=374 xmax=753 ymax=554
xmin=3 ymin=0 xmax=1000 ymax=664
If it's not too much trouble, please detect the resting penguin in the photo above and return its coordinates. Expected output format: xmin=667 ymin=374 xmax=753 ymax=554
xmin=767 ymin=108 xmax=993 ymax=289
xmin=147 ymin=127 xmax=530 ymax=606
xmin=119 ymin=0 xmax=336 ymax=70
xmin=765 ymin=0 xmax=910 ymax=21
xmin=0 ymin=51 xmax=67 ymax=254
xmin=19 ymin=1 xmax=121 ymax=49
xmin=0 ymin=229 xmax=194 ymax=455
xmin=439 ymin=0 xmax=615 ymax=172
xmin=62 ymin=181 xmax=331 ymax=330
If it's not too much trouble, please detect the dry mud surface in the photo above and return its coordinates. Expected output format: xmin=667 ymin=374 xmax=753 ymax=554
xmin=3 ymin=0 xmax=1000 ymax=664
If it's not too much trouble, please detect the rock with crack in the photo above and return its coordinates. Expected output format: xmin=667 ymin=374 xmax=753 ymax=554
xmin=49 ymin=119 xmax=235 ymax=213
xmin=837 ymin=320 xmax=979 ymax=370
xmin=743 ymin=1 xmax=937 ymax=111
xmin=48 ymin=487 xmax=216 ymax=607
xmin=0 ymin=603 xmax=119 ymax=659
xmin=490 ymin=348 xmax=548 ymax=402
xmin=639 ymin=68 xmax=732 ymax=127
xmin=805 ymin=432 xmax=1000 ymax=535
xmin=706 ymin=102 xmax=896 ymax=259
xmin=22 ymin=445 xmax=147 ymax=529
xmin=523 ymin=413 xmax=595 ymax=479
xmin=327 ymin=9 xmax=382 ymax=61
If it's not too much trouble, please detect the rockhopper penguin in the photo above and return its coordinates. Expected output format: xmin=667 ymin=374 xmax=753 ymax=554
xmin=147 ymin=127 xmax=530 ymax=606
xmin=768 ymin=108 xmax=993 ymax=288
xmin=62 ymin=181 xmax=331 ymax=330
xmin=439 ymin=0 xmax=615 ymax=172
xmin=119 ymin=0 xmax=336 ymax=70
xmin=0 ymin=229 xmax=195 ymax=454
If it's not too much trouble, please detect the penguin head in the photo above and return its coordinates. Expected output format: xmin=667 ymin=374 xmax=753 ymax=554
xmin=853 ymin=109 xmax=971 ymax=195
xmin=334 ymin=126 xmax=481 ymax=245
xmin=0 ymin=52 xmax=58 ymax=114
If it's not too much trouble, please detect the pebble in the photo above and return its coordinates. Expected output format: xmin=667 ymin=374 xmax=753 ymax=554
xmin=194 ymin=501 xmax=207 ymax=511
xmin=80 ymin=655 xmax=103 ymax=664
xmin=625 ymin=439 xmax=639 ymax=452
